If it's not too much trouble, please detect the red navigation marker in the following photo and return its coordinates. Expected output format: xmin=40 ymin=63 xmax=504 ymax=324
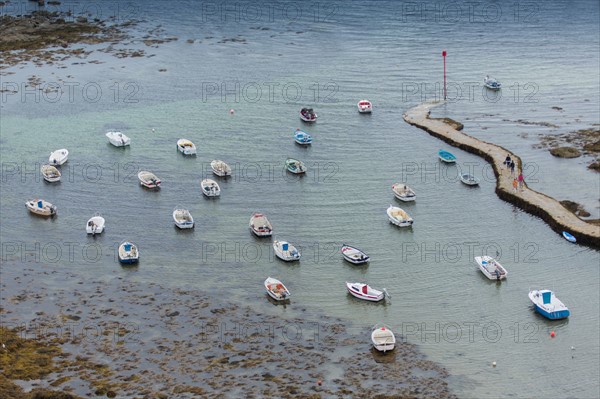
xmin=442 ymin=50 xmax=447 ymax=100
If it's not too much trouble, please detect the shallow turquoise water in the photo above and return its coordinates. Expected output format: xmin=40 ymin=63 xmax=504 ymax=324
xmin=1 ymin=1 xmax=599 ymax=397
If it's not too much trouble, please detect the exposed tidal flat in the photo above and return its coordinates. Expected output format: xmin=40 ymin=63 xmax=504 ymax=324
xmin=1 ymin=0 xmax=600 ymax=398
xmin=1 ymin=260 xmax=455 ymax=398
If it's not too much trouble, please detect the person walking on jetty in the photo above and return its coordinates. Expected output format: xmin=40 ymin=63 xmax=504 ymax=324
xmin=518 ymin=173 xmax=524 ymax=190
xmin=504 ymin=155 xmax=511 ymax=169
xmin=512 ymin=178 xmax=518 ymax=192
xmin=509 ymin=160 xmax=515 ymax=176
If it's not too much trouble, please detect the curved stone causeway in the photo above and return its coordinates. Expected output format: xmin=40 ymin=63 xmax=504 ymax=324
xmin=403 ymin=102 xmax=600 ymax=248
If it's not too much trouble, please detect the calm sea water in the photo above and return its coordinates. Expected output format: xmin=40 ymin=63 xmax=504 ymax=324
xmin=1 ymin=1 xmax=599 ymax=398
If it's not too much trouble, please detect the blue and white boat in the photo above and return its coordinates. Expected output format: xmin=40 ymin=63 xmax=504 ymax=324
xmin=529 ymin=290 xmax=570 ymax=320
xmin=438 ymin=150 xmax=457 ymax=163
xmin=273 ymin=240 xmax=300 ymax=261
xmin=562 ymin=231 xmax=576 ymax=243
xmin=118 ymin=242 xmax=139 ymax=264
xmin=294 ymin=129 xmax=312 ymax=145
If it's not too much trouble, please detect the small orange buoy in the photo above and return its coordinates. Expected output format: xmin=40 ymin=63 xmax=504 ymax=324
xmin=550 ymin=331 xmax=555 ymax=338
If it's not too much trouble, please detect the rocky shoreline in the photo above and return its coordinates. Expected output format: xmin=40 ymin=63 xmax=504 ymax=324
xmin=1 ymin=260 xmax=457 ymax=398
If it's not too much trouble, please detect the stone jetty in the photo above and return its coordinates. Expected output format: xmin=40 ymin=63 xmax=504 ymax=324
xmin=404 ymin=102 xmax=600 ymax=248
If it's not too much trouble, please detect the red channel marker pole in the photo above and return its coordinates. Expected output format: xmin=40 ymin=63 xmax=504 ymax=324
xmin=442 ymin=50 xmax=447 ymax=100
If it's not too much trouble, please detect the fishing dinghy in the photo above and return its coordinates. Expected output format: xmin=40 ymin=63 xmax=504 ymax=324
xmin=273 ymin=240 xmax=301 ymax=261
xmin=41 ymin=165 xmax=61 ymax=183
xmin=475 ymin=256 xmax=507 ymax=280
xmin=210 ymin=160 xmax=232 ymax=177
xmin=357 ymin=99 xmax=372 ymax=113
xmin=371 ymin=324 xmax=396 ymax=352
xmin=294 ymin=129 xmax=312 ymax=145
xmin=138 ymin=171 xmax=161 ymax=189
xmin=86 ymin=213 xmax=105 ymax=235
xmin=529 ymin=290 xmax=570 ymax=320
xmin=201 ymin=178 xmax=221 ymax=197
xmin=438 ymin=150 xmax=456 ymax=163
xmin=177 ymin=139 xmax=197 ymax=155
xmin=25 ymin=199 xmax=57 ymax=217
xmin=346 ymin=282 xmax=387 ymax=302
xmin=300 ymin=107 xmax=317 ymax=122
xmin=341 ymin=244 xmax=370 ymax=264
xmin=118 ymin=242 xmax=139 ymax=264
xmin=49 ymin=149 xmax=68 ymax=165
xmin=264 ymin=277 xmax=290 ymax=301
xmin=387 ymin=205 xmax=413 ymax=227
xmin=249 ymin=213 xmax=272 ymax=237
xmin=285 ymin=158 xmax=306 ymax=174
xmin=391 ymin=183 xmax=416 ymax=202
xmin=106 ymin=131 xmax=130 ymax=147
xmin=173 ymin=207 xmax=194 ymax=229
xmin=460 ymin=173 xmax=480 ymax=186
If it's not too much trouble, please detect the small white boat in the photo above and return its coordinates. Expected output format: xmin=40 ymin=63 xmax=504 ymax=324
xmin=177 ymin=139 xmax=197 ymax=155
xmin=391 ymin=183 xmax=416 ymax=202
xmin=106 ymin=131 xmax=130 ymax=147
xmin=300 ymin=107 xmax=317 ymax=122
xmin=25 ymin=199 xmax=57 ymax=217
xmin=285 ymin=158 xmax=307 ymax=174
xmin=249 ymin=213 xmax=273 ymax=237
xmin=86 ymin=213 xmax=105 ymax=235
xmin=118 ymin=242 xmax=139 ymax=264
xmin=484 ymin=75 xmax=501 ymax=90
xmin=294 ymin=129 xmax=312 ymax=145
xmin=475 ymin=256 xmax=507 ymax=280
xmin=371 ymin=324 xmax=396 ymax=352
xmin=357 ymin=99 xmax=372 ymax=113
xmin=460 ymin=173 xmax=480 ymax=186
xmin=264 ymin=277 xmax=291 ymax=301
xmin=138 ymin=171 xmax=161 ymax=189
xmin=341 ymin=244 xmax=370 ymax=264
xmin=346 ymin=282 xmax=386 ymax=302
xmin=273 ymin=240 xmax=301 ymax=261
xmin=41 ymin=164 xmax=61 ymax=183
xmin=173 ymin=207 xmax=194 ymax=229
xmin=210 ymin=160 xmax=232 ymax=177
xmin=562 ymin=231 xmax=576 ymax=243
xmin=49 ymin=149 xmax=68 ymax=166
xmin=529 ymin=290 xmax=570 ymax=320
xmin=387 ymin=205 xmax=413 ymax=227
xmin=201 ymin=178 xmax=221 ymax=197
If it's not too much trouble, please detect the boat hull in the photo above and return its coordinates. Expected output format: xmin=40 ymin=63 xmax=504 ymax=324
xmin=25 ymin=201 xmax=57 ymax=217
xmin=562 ymin=232 xmax=576 ymax=243
xmin=273 ymin=241 xmax=300 ymax=261
xmin=341 ymin=245 xmax=370 ymax=264
xmin=475 ymin=256 xmax=507 ymax=280
xmin=86 ymin=217 xmax=105 ymax=234
xmin=250 ymin=214 xmax=273 ymax=237
xmin=211 ymin=161 xmax=232 ymax=177
xmin=371 ymin=326 xmax=396 ymax=352
xmin=264 ymin=277 xmax=290 ymax=301
xmin=49 ymin=150 xmax=68 ymax=165
xmin=118 ymin=243 xmax=139 ymax=264
xmin=533 ymin=305 xmax=570 ymax=320
xmin=528 ymin=290 xmax=570 ymax=320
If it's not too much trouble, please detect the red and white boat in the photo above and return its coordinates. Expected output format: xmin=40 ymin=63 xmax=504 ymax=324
xmin=357 ymin=99 xmax=372 ymax=113
xmin=345 ymin=282 xmax=387 ymax=302
xmin=138 ymin=171 xmax=161 ymax=189
xmin=300 ymin=107 xmax=317 ymax=122
xmin=249 ymin=213 xmax=273 ymax=237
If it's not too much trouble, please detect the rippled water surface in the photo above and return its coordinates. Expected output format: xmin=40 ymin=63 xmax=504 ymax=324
xmin=1 ymin=1 xmax=599 ymax=398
